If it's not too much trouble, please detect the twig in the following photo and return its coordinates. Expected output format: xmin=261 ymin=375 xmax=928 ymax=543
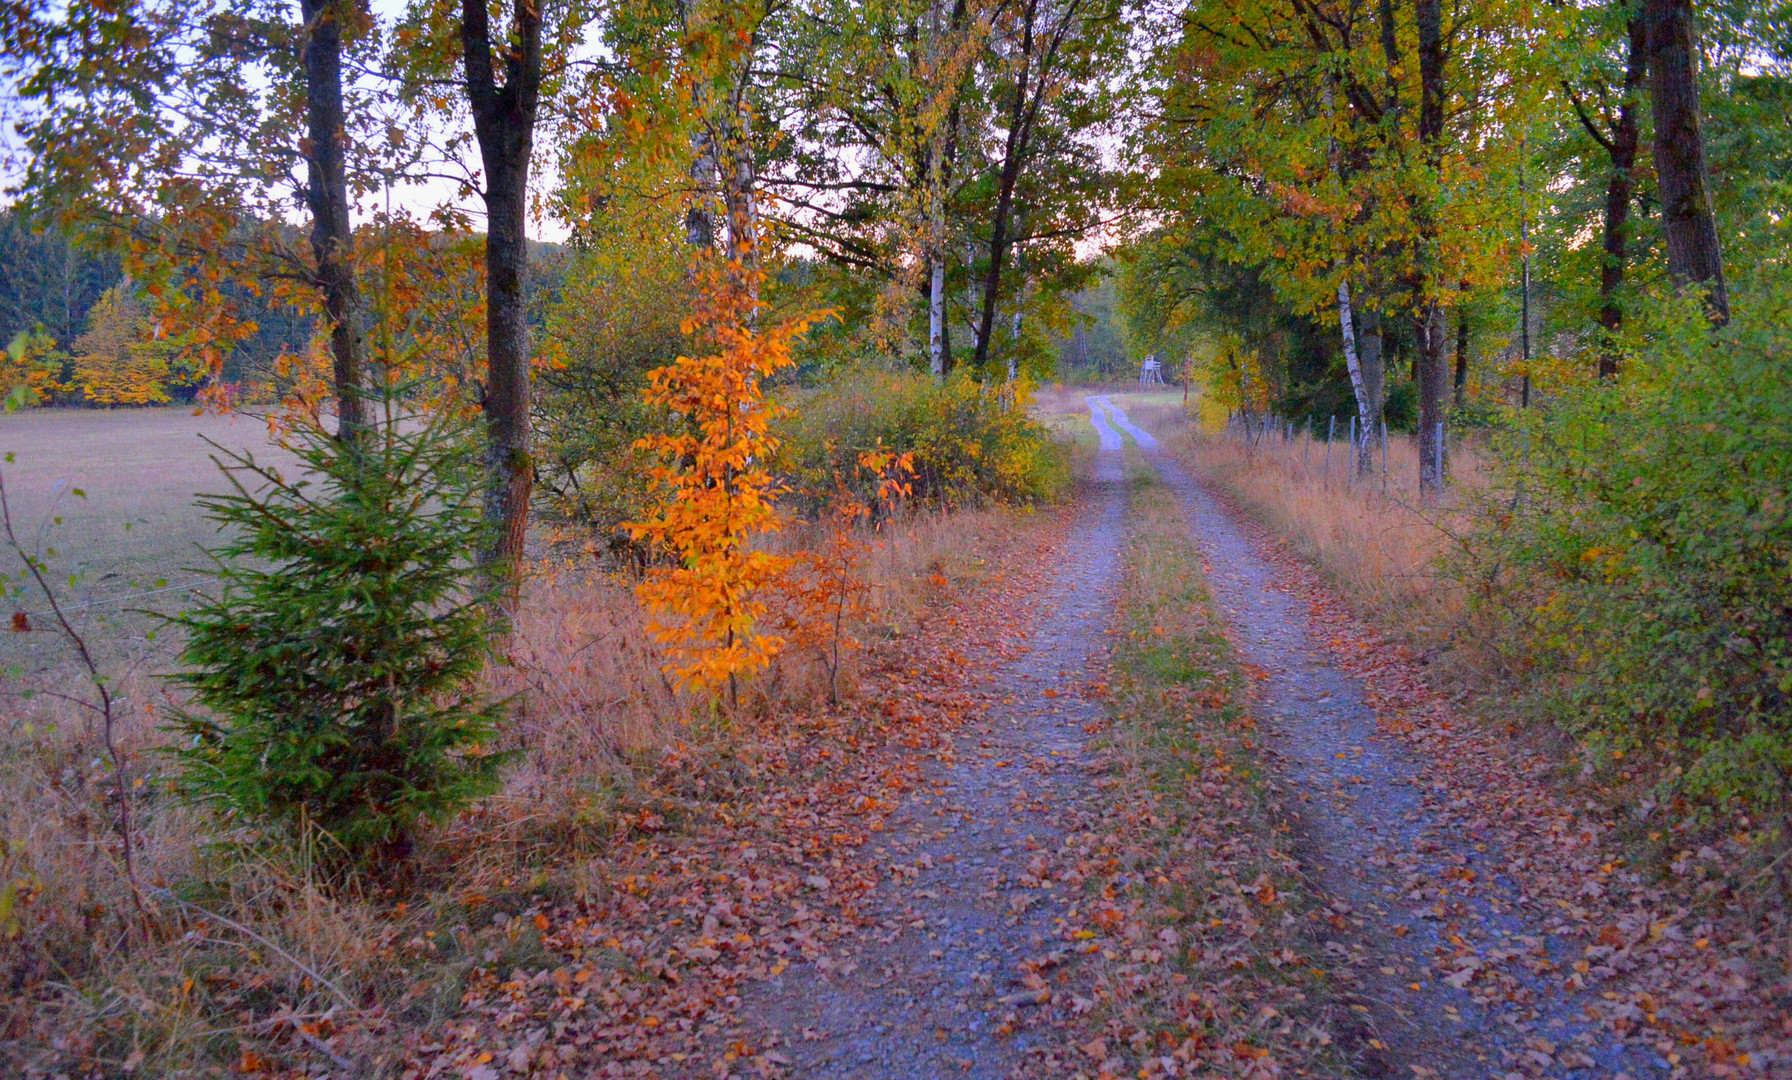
xmin=0 ymin=463 xmax=148 ymax=942
xmin=294 ymin=1028 xmax=363 ymax=1077
xmin=159 ymin=890 xmax=361 ymax=1015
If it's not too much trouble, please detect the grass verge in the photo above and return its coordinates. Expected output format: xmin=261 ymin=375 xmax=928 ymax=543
xmin=1065 ymin=451 xmax=1351 ymax=1079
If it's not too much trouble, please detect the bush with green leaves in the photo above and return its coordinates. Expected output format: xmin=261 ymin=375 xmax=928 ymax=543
xmin=1456 ymin=284 xmax=1792 ymax=833
xmin=775 ymin=371 xmax=1068 ymax=516
xmin=169 ymin=400 xmax=508 ymax=869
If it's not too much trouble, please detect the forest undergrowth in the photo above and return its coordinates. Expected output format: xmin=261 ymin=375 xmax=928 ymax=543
xmin=398 ymin=497 xmax=1077 ymax=1080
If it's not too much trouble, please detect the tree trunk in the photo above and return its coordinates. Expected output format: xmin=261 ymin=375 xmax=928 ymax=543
xmin=1452 ymin=309 xmax=1469 ymax=407
xmin=1596 ymin=10 xmax=1646 ymax=375
xmin=1008 ymin=309 xmax=1021 ymax=382
xmin=936 ymin=29 xmax=964 ymax=380
xmin=461 ymin=0 xmax=542 ymax=585
xmin=1416 ymin=304 xmax=1450 ymax=494
xmin=926 ymin=0 xmax=952 ymax=381
xmin=928 ymin=252 xmax=947 ymax=378
xmin=973 ymin=0 xmax=1040 ymax=372
xmin=299 ymin=0 xmax=367 ymax=443
xmin=721 ymin=79 xmax=759 ymax=267
xmin=686 ymin=124 xmax=718 ymax=249
xmin=970 ymin=119 xmax=1025 ymax=373
xmin=1520 ymin=196 xmax=1532 ymax=407
xmin=1414 ymin=0 xmax=1448 ymax=498
xmin=1358 ymin=306 xmax=1386 ymax=430
xmin=1337 ymin=279 xmax=1381 ymax=475
xmin=679 ymin=0 xmax=719 ymax=251
xmin=1644 ymin=0 xmax=1728 ymax=324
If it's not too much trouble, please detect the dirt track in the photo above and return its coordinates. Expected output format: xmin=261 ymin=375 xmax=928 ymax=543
xmin=738 ymin=406 xmax=1129 ymax=1076
xmin=1098 ymin=395 xmax=1662 ymax=1080
xmin=734 ymin=397 xmax=1669 ymax=1079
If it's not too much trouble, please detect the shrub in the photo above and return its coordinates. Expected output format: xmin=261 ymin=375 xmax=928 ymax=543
xmin=629 ymin=257 xmax=811 ymax=696
xmin=775 ymin=371 xmax=1067 ymax=515
xmin=1456 ymin=285 xmax=1792 ymax=831
xmin=534 ymin=210 xmax=689 ymax=561
xmin=168 ymin=398 xmax=507 ymax=870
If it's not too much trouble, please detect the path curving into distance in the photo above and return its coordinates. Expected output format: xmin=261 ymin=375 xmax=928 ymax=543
xmin=739 ymin=395 xmax=1659 ymax=1079
xmin=1096 ymin=395 xmax=1659 ymax=1080
xmin=1085 ymin=394 xmax=1123 ymax=452
xmin=1087 ymin=395 xmax=1156 ymax=449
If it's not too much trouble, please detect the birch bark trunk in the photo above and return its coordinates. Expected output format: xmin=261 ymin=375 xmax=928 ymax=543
xmin=1336 ymin=280 xmax=1380 ymax=475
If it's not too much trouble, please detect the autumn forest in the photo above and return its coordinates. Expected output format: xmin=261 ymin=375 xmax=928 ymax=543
xmin=0 ymin=0 xmax=1790 ymax=1077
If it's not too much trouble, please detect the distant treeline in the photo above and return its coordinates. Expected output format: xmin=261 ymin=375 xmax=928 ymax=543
xmin=0 ymin=208 xmax=567 ymax=407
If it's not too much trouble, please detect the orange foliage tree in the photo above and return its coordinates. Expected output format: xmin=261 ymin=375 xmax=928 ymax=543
xmin=630 ymin=257 xmax=825 ymax=697
xmin=0 ymin=330 xmax=67 ymax=408
xmin=773 ymin=449 xmax=915 ymax=706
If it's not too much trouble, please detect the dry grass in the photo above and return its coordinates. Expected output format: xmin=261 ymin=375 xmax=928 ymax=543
xmin=0 ymin=491 xmax=1024 ymax=1077
xmin=0 ymin=674 xmax=436 ymax=1077
xmin=1113 ymin=395 xmax=1484 ymax=651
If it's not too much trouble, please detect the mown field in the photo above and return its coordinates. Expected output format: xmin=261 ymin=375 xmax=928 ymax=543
xmin=0 ymin=407 xmax=297 ymax=676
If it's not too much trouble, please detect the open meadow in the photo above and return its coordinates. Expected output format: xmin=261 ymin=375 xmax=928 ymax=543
xmin=0 ymin=408 xmax=298 ymax=677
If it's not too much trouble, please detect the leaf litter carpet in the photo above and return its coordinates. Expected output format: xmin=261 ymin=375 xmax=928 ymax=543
xmin=406 ymin=447 xmax=1131 ymax=1080
xmin=410 ymin=402 xmax=1790 ymax=1080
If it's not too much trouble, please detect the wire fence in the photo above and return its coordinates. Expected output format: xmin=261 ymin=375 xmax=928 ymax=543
xmin=1221 ymin=412 xmax=1451 ymax=501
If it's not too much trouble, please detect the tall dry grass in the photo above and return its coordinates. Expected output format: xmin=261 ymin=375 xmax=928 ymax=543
xmin=0 ymin=670 xmax=438 ymax=1076
xmin=0 ymin=500 xmax=1020 ymax=1076
xmin=1120 ymin=397 xmax=1484 ymax=650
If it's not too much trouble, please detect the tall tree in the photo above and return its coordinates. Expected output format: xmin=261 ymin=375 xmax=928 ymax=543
xmin=1 ymin=1 xmax=445 ymax=425
xmin=1564 ymin=1 xmax=1648 ymax=375
xmin=1643 ymin=0 xmax=1728 ymax=323
xmin=1412 ymin=0 xmax=1450 ymax=497
xmin=928 ymin=0 xmax=971 ymax=380
xmin=459 ymin=0 xmax=544 ymax=581
xmin=302 ymin=0 xmax=369 ymax=441
xmin=970 ymin=0 xmax=1107 ymax=373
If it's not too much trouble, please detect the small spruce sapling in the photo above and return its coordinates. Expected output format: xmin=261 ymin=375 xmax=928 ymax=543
xmin=168 ymin=393 xmax=508 ymax=870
